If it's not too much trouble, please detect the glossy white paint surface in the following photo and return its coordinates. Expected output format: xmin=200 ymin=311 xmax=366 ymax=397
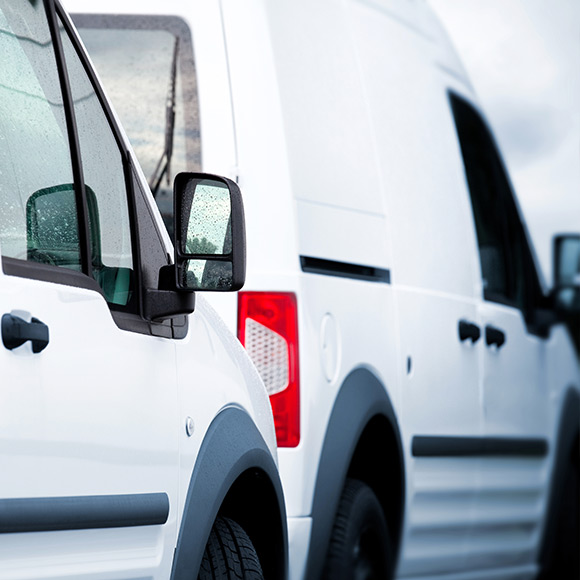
xmin=0 ymin=271 xmax=178 ymax=579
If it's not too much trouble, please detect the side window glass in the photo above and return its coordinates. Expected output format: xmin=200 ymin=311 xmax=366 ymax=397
xmin=450 ymin=94 xmax=534 ymax=312
xmin=0 ymin=0 xmax=81 ymax=270
xmin=73 ymin=16 xmax=201 ymax=239
xmin=58 ymin=16 xmax=135 ymax=307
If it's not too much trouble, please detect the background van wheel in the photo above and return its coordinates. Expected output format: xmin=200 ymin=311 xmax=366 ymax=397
xmin=198 ymin=516 xmax=264 ymax=580
xmin=539 ymin=434 xmax=579 ymax=580
xmin=323 ymin=478 xmax=391 ymax=580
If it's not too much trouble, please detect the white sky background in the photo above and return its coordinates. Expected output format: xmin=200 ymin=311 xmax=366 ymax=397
xmin=429 ymin=0 xmax=580 ymax=286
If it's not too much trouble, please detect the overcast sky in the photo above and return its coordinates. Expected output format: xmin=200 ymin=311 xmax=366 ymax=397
xmin=429 ymin=0 xmax=579 ymax=285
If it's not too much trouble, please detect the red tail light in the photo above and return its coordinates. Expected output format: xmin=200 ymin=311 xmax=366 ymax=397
xmin=238 ymin=292 xmax=300 ymax=447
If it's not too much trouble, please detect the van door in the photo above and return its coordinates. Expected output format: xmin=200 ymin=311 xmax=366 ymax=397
xmin=0 ymin=2 xmax=177 ymax=578
xmin=450 ymin=93 xmax=550 ymax=572
xmin=347 ymin=8 xmax=487 ymax=574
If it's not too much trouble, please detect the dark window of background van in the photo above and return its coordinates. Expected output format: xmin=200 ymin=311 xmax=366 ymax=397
xmin=449 ymin=92 xmax=543 ymax=317
xmin=71 ymin=14 xmax=201 ymax=239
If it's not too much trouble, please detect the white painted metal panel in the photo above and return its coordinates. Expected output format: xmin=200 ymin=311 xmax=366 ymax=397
xmin=0 ymin=271 xmax=179 ymax=580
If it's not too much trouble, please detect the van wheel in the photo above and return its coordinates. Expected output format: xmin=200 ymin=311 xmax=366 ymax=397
xmin=539 ymin=434 xmax=579 ymax=580
xmin=323 ymin=479 xmax=391 ymax=580
xmin=198 ymin=517 xmax=264 ymax=580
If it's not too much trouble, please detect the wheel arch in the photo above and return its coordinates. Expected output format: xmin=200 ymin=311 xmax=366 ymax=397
xmin=305 ymin=367 xmax=405 ymax=580
xmin=170 ymin=407 xmax=287 ymax=580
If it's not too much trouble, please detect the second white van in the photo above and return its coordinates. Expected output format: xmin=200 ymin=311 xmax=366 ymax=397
xmin=68 ymin=1 xmax=580 ymax=579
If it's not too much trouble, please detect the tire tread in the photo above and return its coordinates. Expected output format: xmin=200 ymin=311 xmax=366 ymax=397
xmin=198 ymin=517 xmax=263 ymax=580
xmin=323 ymin=478 xmax=391 ymax=580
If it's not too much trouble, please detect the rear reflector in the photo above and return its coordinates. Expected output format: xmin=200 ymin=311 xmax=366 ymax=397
xmin=238 ymin=292 xmax=300 ymax=447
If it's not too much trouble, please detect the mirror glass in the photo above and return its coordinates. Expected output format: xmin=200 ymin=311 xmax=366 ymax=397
xmin=183 ymin=259 xmax=233 ymax=291
xmin=183 ymin=179 xmax=232 ymax=256
xmin=557 ymin=237 xmax=580 ymax=286
xmin=555 ymin=235 xmax=580 ymax=311
xmin=26 ymin=184 xmax=82 ymax=269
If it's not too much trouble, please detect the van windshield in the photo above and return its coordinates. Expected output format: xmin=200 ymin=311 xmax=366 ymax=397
xmin=72 ymin=15 xmax=201 ymax=238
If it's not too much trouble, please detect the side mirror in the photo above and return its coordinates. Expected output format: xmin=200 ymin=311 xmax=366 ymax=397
xmin=174 ymin=173 xmax=246 ymax=292
xmin=27 ymin=184 xmax=134 ymax=306
xmin=26 ymin=183 xmax=91 ymax=269
xmin=553 ymin=234 xmax=580 ymax=314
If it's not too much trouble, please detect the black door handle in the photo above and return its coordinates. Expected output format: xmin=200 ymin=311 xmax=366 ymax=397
xmin=485 ymin=325 xmax=506 ymax=348
xmin=2 ymin=313 xmax=49 ymax=353
xmin=458 ymin=320 xmax=481 ymax=343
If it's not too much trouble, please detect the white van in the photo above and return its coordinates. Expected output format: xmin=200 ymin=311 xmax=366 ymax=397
xmin=0 ymin=1 xmax=288 ymax=579
xmin=68 ymin=1 xmax=580 ymax=579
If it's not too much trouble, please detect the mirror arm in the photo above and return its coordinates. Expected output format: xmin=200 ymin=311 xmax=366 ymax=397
xmin=528 ymin=306 xmax=558 ymax=337
xmin=158 ymin=263 xmax=179 ymax=291
xmin=144 ymin=288 xmax=195 ymax=321
xmin=143 ymin=265 xmax=195 ymax=321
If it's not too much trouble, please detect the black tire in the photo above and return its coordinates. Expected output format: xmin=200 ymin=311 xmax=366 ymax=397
xmin=323 ymin=478 xmax=391 ymax=580
xmin=198 ymin=517 xmax=264 ymax=580
xmin=539 ymin=434 xmax=579 ymax=580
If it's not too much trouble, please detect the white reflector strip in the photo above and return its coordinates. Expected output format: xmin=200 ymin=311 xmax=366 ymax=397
xmin=245 ymin=318 xmax=289 ymax=396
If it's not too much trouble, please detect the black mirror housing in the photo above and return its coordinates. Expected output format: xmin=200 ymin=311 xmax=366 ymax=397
xmin=174 ymin=172 xmax=246 ymax=292
xmin=144 ymin=172 xmax=245 ymax=321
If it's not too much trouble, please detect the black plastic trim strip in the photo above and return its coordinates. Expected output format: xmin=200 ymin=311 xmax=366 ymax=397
xmin=2 ymin=256 xmax=161 ymax=337
xmin=0 ymin=492 xmax=169 ymax=533
xmin=300 ymin=256 xmax=390 ymax=283
xmin=45 ymin=0 xmax=92 ymax=278
xmin=2 ymin=256 xmax=102 ymax=294
xmin=412 ymin=436 xmax=548 ymax=457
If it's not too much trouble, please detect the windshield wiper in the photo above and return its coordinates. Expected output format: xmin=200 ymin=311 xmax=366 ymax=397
xmin=150 ymin=36 xmax=179 ymax=198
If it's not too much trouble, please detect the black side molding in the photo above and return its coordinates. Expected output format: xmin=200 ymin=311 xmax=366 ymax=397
xmin=300 ymin=256 xmax=390 ymax=283
xmin=412 ymin=436 xmax=548 ymax=458
xmin=0 ymin=492 xmax=169 ymax=534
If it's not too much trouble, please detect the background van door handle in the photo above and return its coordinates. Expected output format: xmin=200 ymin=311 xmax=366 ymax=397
xmin=2 ymin=313 xmax=49 ymax=353
xmin=485 ymin=325 xmax=506 ymax=348
xmin=458 ymin=320 xmax=481 ymax=343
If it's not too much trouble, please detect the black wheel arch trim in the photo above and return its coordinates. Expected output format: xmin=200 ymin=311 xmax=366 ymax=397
xmin=539 ymin=386 xmax=580 ymax=576
xmin=169 ymin=406 xmax=288 ymax=580
xmin=305 ymin=367 xmax=405 ymax=580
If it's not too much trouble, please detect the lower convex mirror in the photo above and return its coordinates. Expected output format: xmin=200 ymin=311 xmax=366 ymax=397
xmin=174 ymin=173 xmax=246 ymax=292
